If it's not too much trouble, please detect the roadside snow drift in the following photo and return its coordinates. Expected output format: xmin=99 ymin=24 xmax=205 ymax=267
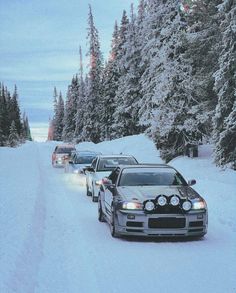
xmin=0 ymin=136 xmax=235 ymax=293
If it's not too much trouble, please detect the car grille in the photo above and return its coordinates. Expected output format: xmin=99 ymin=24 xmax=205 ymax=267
xmin=154 ymin=205 xmax=184 ymax=214
xmin=148 ymin=217 xmax=186 ymax=229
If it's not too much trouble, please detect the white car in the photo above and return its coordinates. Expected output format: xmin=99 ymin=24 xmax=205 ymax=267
xmin=64 ymin=151 xmax=100 ymax=174
xmin=85 ymin=155 xmax=138 ymax=202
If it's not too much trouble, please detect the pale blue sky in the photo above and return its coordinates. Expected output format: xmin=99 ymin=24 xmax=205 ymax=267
xmin=0 ymin=0 xmax=139 ymax=141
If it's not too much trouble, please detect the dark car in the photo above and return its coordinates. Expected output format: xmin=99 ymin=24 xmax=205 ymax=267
xmin=52 ymin=144 xmax=76 ymax=167
xmin=98 ymin=164 xmax=208 ymax=238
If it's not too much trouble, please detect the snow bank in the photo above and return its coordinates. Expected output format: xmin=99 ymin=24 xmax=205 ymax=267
xmin=76 ymin=134 xmax=163 ymax=164
xmin=0 ymin=139 xmax=236 ymax=293
xmin=169 ymin=144 xmax=236 ymax=235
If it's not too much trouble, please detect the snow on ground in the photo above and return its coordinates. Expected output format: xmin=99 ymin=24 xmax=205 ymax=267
xmin=0 ymin=136 xmax=236 ymax=293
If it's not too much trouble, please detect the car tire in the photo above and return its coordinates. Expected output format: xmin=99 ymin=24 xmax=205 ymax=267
xmin=98 ymin=198 xmax=105 ymax=222
xmin=92 ymin=185 xmax=98 ymax=202
xmin=110 ymin=205 xmax=119 ymax=238
xmin=86 ymin=182 xmax=91 ymax=196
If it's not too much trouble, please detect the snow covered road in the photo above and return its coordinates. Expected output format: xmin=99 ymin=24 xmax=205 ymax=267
xmin=0 ymin=139 xmax=236 ymax=293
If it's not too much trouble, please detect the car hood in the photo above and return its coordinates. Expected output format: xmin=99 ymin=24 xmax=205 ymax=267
xmin=73 ymin=163 xmax=90 ymax=170
xmin=116 ymin=185 xmax=201 ymax=202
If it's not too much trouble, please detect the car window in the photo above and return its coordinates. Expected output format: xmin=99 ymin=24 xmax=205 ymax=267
xmin=56 ymin=147 xmax=75 ymax=154
xmin=75 ymin=156 xmax=96 ymax=164
xmin=91 ymin=158 xmax=97 ymax=169
xmin=119 ymin=169 xmax=187 ymax=186
xmin=97 ymin=157 xmax=137 ymax=172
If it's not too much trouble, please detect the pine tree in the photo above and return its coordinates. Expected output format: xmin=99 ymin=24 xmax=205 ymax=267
xmin=112 ymin=10 xmax=130 ymax=138
xmin=82 ymin=4 xmax=103 ymax=143
xmin=213 ymin=0 xmax=236 ymax=167
xmin=62 ymin=76 xmax=79 ymax=142
xmin=74 ymin=46 xmax=86 ymax=142
xmin=8 ymin=85 xmax=22 ymax=136
xmin=100 ymin=21 xmax=120 ymax=140
xmin=8 ymin=120 xmax=19 ymax=147
xmin=53 ymin=92 xmax=64 ymax=141
xmin=113 ymin=5 xmax=143 ymax=138
xmin=22 ymin=112 xmax=32 ymax=141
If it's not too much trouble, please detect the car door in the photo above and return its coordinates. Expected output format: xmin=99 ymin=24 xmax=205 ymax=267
xmin=87 ymin=158 xmax=98 ymax=192
xmin=104 ymin=168 xmax=120 ymax=217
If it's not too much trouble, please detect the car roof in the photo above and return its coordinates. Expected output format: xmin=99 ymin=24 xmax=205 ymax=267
xmin=75 ymin=151 xmax=100 ymax=156
xmin=97 ymin=154 xmax=136 ymax=159
xmin=57 ymin=144 xmax=75 ymax=148
xmin=116 ymin=164 xmax=175 ymax=171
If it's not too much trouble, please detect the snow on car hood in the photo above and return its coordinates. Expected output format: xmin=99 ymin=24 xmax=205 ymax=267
xmin=117 ymin=185 xmax=201 ymax=202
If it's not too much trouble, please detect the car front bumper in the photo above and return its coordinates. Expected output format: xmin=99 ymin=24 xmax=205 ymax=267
xmin=115 ymin=209 xmax=208 ymax=237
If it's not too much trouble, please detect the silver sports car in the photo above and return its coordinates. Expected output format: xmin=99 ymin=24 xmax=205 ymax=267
xmin=98 ymin=164 xmax=208 ymax=238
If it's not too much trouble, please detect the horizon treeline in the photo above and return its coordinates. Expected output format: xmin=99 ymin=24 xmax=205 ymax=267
xmin=0 ymin=83 xmax=32 ymax=147
xmin=50 ymin=0 xmax=236 ymax=169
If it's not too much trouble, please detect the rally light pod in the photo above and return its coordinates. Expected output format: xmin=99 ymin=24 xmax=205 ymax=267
xmin=182 ymin=200 xmax=192 ymax=211
xmin=144 ymin=201 xmax=155 ymax=212
xmin=157 ymin=195 xmax=167 ymax=206
xmin=170 ymin=195 xmax=180 ymax=206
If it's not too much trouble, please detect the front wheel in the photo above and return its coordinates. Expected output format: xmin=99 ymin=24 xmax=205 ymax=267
xmin=110 ymin=205 xmax=119 ymax=238
xmin=86 ymin=181 xmax=91 ymax=196
xmin=92 ymin=185 xmax=98 ymax=202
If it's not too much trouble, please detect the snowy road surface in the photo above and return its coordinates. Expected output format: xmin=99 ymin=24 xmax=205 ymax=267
xmin=0 ymin=138 xmax=236 ymax=293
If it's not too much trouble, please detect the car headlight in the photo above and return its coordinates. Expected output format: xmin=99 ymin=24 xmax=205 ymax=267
xmin=182 ymin=200 xmax=192 ymax=211
xmin=157 ymin=195 xmax=167 ymax=206
xmin=170 ymin=195 xmax=180 ymax=206
xmin=144 ymin=201 xmax=155 ymax=211
xmin=192 ymin=200 xmax=206 ymax=210
xmin=122 ymin=202 xmax=143 ymax=210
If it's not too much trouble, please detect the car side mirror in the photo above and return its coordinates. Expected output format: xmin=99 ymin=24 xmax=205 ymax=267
xmin=188 ymin=179 xmax=196 ymax=186
xmin=102 ymin=178 xmax=113 ymax=188
xmin=85 ymin=166 xmax=95 ymax=172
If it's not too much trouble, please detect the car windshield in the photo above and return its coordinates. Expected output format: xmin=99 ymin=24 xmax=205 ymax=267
xmin=56 ymin=148 xmax=75 ymax=154
xmin=75 ymin=156 xmax=95 ymax=164
xmin=97 ymin=157 xmax=137 ymax=171
xmin=119 ymin=168 xmax=187 ymax=186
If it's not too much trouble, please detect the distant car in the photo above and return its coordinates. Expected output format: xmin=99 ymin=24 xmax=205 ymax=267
xmin=64 ymin=151 xmax=100 ymax=175
xmin=52 ymin=144 xmax=76 ymax=167
xmin=98 ymin=164 xmax=208 ymax=238
xmin=85 ymin=155 xmax=138 ymax=202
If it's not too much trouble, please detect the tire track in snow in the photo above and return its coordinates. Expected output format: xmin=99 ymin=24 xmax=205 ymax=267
xmin=8 ymin=145 xmax=46 ymax=293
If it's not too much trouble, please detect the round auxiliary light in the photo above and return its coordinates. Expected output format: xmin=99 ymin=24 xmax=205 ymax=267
xmin=182 ymin=200 xmax=192 ymax=211
xmin=144 ymin=201 xmax=155 ymax=212
xmin=157 ymin=195 xmax=167 ymax=206
xmin=170 ymin=195 xmax=180 ymax=206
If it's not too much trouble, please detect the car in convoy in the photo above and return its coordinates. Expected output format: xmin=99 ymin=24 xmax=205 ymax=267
xmin=51 ymin=144 xmax=76 ymax=167
xmin=98 ymin=164 xmax=208 ymax=238
xmin=64 ymin=151 xmax=100 ymax=174
xmin=85 ymin=155 xmax=138 ymax=202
